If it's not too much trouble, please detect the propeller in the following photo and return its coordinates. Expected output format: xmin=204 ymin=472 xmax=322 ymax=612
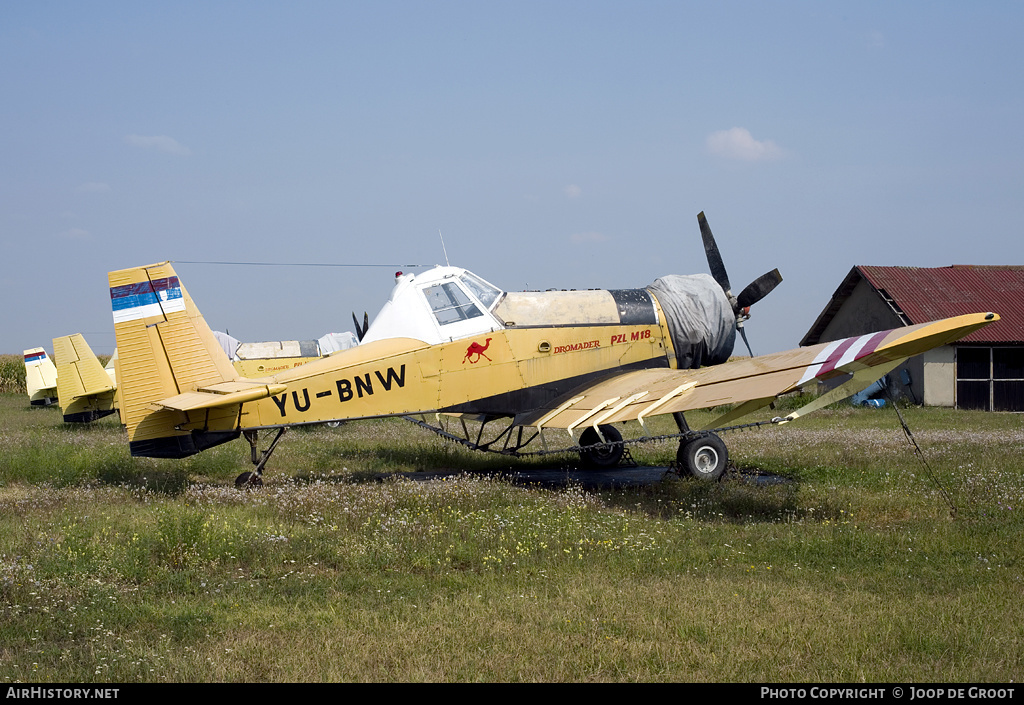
xmin=352 ymin=311 xmax=369 ymax=342
xmin=697 ymin=211 xmax=783 ymax=356
xmin=737 ymin=268 xmax=783 ymax=310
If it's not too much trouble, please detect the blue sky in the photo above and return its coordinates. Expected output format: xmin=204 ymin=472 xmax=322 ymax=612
xmin=4 ymin=1 xmax=1023 ymax=357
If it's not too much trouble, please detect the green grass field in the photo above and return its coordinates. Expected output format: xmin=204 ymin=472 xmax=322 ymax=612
xmin=0 ymin=389 xmax=1021 ymax=682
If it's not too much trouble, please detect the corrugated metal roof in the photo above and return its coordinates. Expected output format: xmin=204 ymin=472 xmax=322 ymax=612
xmin=851 ymin=265 xmax=1023 ymax=344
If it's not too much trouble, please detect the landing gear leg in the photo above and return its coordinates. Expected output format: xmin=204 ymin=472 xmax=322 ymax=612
xmin=236 ymin=427 xmax=288 ymax=487
xmin=673 ymin=412 xmax=690 ymax=433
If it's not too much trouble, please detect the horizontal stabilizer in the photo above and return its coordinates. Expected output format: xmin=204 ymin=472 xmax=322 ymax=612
xmin=152 ymin=382 xmax=288 ymax=412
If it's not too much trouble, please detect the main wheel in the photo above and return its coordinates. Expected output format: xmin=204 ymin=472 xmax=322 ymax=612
xmin=578 ymin=425 xmax=624 ymax=468
xmin=677 ymin=433 xmax=728 ymax=481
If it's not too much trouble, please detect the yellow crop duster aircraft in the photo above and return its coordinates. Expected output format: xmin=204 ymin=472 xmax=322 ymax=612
xmin=108 ymin=213 xmax=998 ymax=486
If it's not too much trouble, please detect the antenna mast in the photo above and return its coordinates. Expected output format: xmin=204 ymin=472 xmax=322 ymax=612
xmin=438 ymin=229 xmax=450 ymax=266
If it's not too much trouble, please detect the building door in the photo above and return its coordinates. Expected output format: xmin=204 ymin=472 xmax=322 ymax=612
xmin=956 ymin=346 xmax=1024 ymax=411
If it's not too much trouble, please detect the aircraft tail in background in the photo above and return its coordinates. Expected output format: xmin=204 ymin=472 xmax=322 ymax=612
xmin=23 ymin=347 xmax=58 ymax=406
xmin=52 ymin=333 xmax=118 ymax=423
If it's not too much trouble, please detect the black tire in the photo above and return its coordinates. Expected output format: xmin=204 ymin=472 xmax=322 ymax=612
xmin=578 ymin=425 xmax=624 ymax=468
xmin=677 ymin=433 xmax=728 ymax=481
xmin=235 ymin=471 xmax=264 ymax=488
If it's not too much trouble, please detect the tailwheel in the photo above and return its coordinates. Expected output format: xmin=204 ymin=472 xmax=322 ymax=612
xmin=235 ymin=471 xmax=264 ymax=488
xmin=236 ymin=427 xmax=288 ymax=488
xmin=578 ymin=425 xmax=624 ymax=469
xmin=677 ymin=433 xmax=728 ymax=481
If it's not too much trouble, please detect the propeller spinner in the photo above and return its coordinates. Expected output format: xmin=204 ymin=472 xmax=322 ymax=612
xmin=697 ymin=211 xmax=782 ymax=356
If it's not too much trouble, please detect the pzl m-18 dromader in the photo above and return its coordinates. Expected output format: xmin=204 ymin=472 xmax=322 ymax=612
xmin=108 ymin=213 xmax=998 ymax=486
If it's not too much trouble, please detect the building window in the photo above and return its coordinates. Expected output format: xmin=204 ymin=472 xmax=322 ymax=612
xmin=956 ymin=346 xmax=1024 ymax=411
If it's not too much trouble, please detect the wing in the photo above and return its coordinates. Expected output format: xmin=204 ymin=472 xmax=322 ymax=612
xmin=515 ymin=312 xmax=998 ymax=435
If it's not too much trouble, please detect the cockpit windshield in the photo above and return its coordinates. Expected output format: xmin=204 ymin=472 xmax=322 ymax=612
xmin=424 ymin=282 xmax=484 ymax=325
xmin=460 ymin=272 xmax=502 ymax=310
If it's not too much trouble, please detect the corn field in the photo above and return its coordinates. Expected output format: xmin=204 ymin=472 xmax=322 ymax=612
xmin=0 ymin=354 xmax=25 ymax=394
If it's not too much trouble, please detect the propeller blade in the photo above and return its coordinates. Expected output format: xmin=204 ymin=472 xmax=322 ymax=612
xmin=698 ymin=211 xmax=732 ymax=295
xmin=736 ymin=269 xmax=783 ymax=310
xmin=352 ymin=312 xmax=369 ymax=341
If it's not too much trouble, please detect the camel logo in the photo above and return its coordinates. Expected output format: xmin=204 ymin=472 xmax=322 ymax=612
xmin=463 ymin=338 xmax=492 ymax=364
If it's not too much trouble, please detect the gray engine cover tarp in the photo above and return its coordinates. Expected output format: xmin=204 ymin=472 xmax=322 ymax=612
xmin=647 ymin=273 xmax=736 ymax=369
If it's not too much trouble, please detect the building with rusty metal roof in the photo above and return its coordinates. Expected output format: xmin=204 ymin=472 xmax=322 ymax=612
xmin=801 ymin=265 xmax=1024 ymax=411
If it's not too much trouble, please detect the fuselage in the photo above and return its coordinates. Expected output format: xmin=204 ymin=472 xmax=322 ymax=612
xmin=231 ymin=320 xmax=672 ymax=430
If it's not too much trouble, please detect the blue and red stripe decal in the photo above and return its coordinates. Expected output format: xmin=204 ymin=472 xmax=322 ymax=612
xmin=110 ymin=276 xmax=185 ymax=323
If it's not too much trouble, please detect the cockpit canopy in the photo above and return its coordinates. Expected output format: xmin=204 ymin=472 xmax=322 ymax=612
xmin=360 ymin=267 xmax=505 ymax=345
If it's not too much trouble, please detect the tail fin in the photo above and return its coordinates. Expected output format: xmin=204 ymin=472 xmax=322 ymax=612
xmin=52 ymin=334 xmax=118 ymax=423
xmin=23 ymin=347 xmax=58 ymax=406
xmin=109 ymin=261 xmax=242 ymax=457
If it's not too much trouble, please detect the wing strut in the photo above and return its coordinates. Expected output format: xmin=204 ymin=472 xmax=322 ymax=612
xmin=773 ymin=360 xmax=904 ymax=425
